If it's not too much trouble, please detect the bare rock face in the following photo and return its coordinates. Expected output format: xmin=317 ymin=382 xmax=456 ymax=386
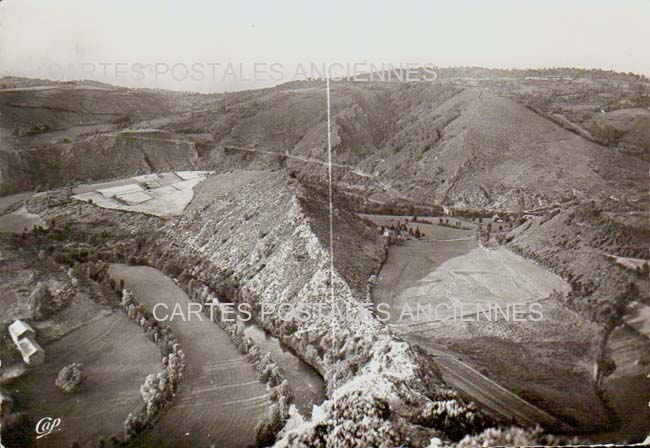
xmin=148 ymin=171 xmax=491 ymax=444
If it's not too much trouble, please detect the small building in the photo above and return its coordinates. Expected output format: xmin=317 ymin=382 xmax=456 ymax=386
xmin=8 ymin=319 xmax=35 ymax=345
xmin=16 ymin=336 xmax=45 ymax=366
xmin=8 ymin=320 xmax=45 ymax=367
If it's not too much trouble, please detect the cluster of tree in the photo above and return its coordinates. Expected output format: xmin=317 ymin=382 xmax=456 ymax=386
xmin=435 ymin=66 xmax=648 ymax=81
xmin=120 ymin=289 xmax=186 ymax=443
xmin=438 ymin=218 xmax=470 ymax=230
xmin=109 ymin=115 xmax=133 ymax=129
xmin=279 ymin=390 xmax=404 ymax=448
xmin=411 ymin=398 xmax=494 ymax=441
xmin=55 ymin=362 xmax=86 ymax=393
xmin=185 ymin=289 xmax=295 ymax=448
xmin=380 ymin=222 xmax=425 ymax=239
xmin=552 ymin=202 xmax=650 ymax=260
xmin=410 ymin=215 xmax=433 ymax=225
xmin=254 ymin=377 xmax=293 ymax=447
xmin=508 ymin=220 xmax=642 ymax=335
xmin=329 ymin=188 xmax=443 ymax=217
xmin=12 ymin=122 xmax=50 ymax=137
xmin=27 ymin=282 xmax=59 ymax=320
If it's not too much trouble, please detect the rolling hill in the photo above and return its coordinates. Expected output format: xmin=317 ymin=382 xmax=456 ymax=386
xmin=0 ymin=75 xmax=646 ymax=210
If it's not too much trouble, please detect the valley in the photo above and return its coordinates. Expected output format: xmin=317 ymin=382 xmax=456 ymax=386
xmin=0 ymin=68 xmax=648 ymax=447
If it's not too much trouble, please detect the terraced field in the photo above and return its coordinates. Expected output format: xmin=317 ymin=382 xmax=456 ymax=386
xmin=108 ymin=264 xmax=270 ymax=448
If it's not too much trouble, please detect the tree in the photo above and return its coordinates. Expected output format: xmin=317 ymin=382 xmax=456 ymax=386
xmin=28 ymin=283 xmax=56 ymax=320
xmin=55 ymin=362 xmax=86 ymax=393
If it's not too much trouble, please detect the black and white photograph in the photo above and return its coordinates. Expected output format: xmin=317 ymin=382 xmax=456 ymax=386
xmin=0 ymin=1 xmax=648 ymax=447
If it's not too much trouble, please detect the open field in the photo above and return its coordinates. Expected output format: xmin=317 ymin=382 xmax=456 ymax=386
xmin=373 ymin=236 xmax=567 ymax=324
xmin=72 ymin=171 xmax=212 ymax=217
xmin=108 ymin=264 xmax=270 ymax=448
xmin=10 ymin=301 xmax=160 ymax=447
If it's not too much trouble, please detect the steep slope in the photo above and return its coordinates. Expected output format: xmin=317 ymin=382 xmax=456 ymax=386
xmin=155 ymin=81 xmax=648 ymax=210
xmin=1 ymin=77 xmax=645 ymax=211
xmin=353 ymin=89 xmax=645 ymax=209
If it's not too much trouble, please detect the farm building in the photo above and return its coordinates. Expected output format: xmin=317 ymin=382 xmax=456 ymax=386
xmin=8 ymin=319 xmax=45 ymax=366
xmin=8 ymin=319 xmax=35 ymax=344
xmin=16 ymin=336 xmax=45 ymax=366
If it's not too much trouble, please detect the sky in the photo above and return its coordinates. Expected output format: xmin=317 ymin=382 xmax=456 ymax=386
xmin=0 ymin=0 xmax=648 ymax=92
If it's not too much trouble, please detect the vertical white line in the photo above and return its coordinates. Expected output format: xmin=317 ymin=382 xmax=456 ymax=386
xmin=326 ymin=77 xmax=336 ymax=388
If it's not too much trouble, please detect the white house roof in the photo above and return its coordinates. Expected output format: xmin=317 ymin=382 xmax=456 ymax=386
xmin=9 ymin=319 xmax=35 ymax=342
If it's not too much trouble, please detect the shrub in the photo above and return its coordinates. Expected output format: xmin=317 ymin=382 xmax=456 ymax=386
xmin=55 ymin=362 xmax=86 ymax=393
